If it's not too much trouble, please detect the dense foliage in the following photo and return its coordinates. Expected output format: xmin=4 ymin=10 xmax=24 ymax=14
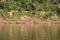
xmin=0 ymin=0 xmax=60 ymax=21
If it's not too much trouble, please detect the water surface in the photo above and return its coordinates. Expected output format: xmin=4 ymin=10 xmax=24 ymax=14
xmin=0 ymin=24 xmax=60 ymax=40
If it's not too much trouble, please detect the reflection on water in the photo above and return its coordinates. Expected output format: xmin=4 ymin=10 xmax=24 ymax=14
xmin=0 ymin=24 xmax=60 ymax=40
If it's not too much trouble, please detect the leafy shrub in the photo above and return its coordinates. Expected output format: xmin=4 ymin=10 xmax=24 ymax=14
xmin=0 ymin=9 xmax=4 ymax=14
xmin=21 ymin=2 xmax=27 ymax=9
xmin=6 ymin=2 xmax=19 ymax=11
xmin=0 ymin=3 xmax=4 ymax=9
xmin=49 ymin=4 xmax=57 ymax=11
xmin=0 ymin=0 xmax=59 ymax=21
xmin=56 ymin=7 xmax=60 ymax=16
xmin=25 ymin=11 xmax=33 ymax=17
xmin=36 ymin=0 xmax=44 ymax=3
xmin=0 ymin=9 xmax=4 ymax=17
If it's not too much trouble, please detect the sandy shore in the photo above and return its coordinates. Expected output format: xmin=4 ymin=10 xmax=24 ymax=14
xmin=0 ymin=19 xmax=60 ymax=24
xmin=0 ymin=16 xmax=60 ymax=24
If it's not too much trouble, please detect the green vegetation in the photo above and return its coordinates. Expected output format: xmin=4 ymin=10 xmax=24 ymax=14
xmin=0 ymin=0 xmax=60 ymax=21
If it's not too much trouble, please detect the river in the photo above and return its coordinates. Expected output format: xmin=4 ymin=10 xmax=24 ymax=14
xmin=0 ymin=24 xmax=60 ymax=40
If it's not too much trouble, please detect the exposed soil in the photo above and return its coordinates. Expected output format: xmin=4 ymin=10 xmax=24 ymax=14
xmin=0 ymin=16 xmax=60 ymax=24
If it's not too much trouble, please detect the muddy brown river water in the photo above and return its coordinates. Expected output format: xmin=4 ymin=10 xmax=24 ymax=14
xmin=0 ymin=24 xmax=60 ymax=40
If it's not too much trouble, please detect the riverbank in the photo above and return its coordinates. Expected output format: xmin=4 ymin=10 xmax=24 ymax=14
xmin=0 ymin=19 xmax=60 ymax=24
xmin=0 ymin=16 xmax=60 ymax=24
